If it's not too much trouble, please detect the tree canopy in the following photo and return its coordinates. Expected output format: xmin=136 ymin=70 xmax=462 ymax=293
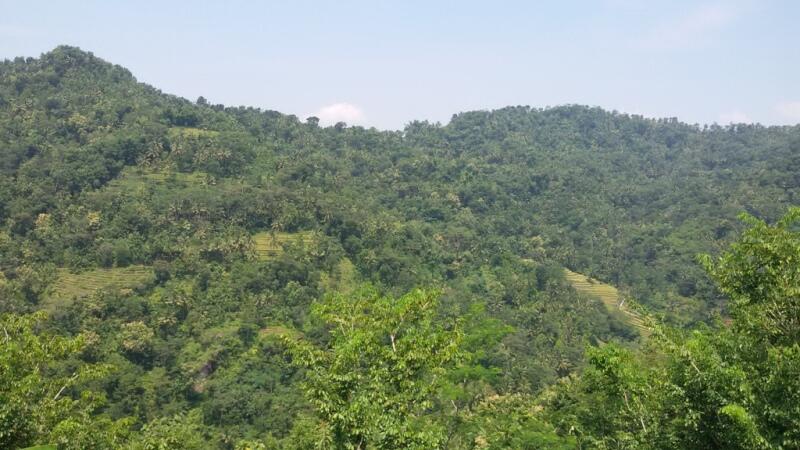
xmin=1 ymin=46 xmax=799 ymax=448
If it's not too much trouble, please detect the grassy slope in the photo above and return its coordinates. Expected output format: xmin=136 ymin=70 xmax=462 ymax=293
xmin=50 ymin=265 xmax=154 ymax=299
xmin=564 ymin=268 xmax=648 ymax=334
xmin=251 ymin=231 xmax=315 ymax=260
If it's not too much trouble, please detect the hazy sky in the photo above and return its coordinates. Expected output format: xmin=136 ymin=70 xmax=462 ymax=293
xmin=2 ymin=0 xmax=799 ymax=129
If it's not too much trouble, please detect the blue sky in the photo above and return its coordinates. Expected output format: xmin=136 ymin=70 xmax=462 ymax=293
xmin=1 ymin=0 xmax=799 ymax=129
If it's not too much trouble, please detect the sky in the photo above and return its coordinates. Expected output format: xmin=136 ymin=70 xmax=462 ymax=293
xmin=1 ymin=0 xmax=799 ymax=129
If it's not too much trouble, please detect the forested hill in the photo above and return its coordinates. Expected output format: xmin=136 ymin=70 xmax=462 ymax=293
xmin=2 ymin=46 xmax=800 ymax=448
xmin=4 ymin=46 xmax=798 ymax=318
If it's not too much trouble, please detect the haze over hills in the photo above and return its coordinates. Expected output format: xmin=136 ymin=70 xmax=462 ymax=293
xmin=2 ymin=46 xmax=800 ymax=448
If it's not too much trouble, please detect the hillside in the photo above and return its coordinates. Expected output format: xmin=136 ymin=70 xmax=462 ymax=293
xmin=564 ymin=269 xmax=647 ymax=334
xmin=2 ymin=46 xmax=799 ymax=448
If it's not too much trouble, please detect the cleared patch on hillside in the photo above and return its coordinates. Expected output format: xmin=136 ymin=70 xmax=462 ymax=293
xmin=106 ymin=168 xmax=209 ymax=190
xmin=320 ymin=258 xmax=359 ymax=294
xmin=259 ymin=325 xmax=293 ymax=337
xmin=564 ymin=268 xmax=648 ymax=334
xmin=50 ymin=265 xmax=154 ymax=299
xmin=252 ymin=231 xmax=315 ymax=260
xmin=167 ymin=127 xmax=220 ymax=140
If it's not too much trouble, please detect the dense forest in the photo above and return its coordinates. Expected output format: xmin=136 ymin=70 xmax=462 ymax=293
xmin=1 ymin=46 xmax=799 ymax=449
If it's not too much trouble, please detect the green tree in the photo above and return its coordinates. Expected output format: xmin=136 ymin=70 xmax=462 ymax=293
xmin=0 ymin=312 xmax=131 ymax=449
xmin=698 ymin=207 xmax=800 ymax=447
xmin=549 ymin=208 xmax=800 ymax=449
xmin=123 ymin=410 xmax=209 ymax=450
xmin=462 ymin=394 xmax=575 ymax=450
xmin=282 ymin=286 xmax=462 ymax=449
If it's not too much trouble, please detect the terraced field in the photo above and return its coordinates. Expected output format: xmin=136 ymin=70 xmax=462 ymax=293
xmin=259 ymin=325 xmax=294 ymax=338
xmin=167 ymin=126 xmax=221 ymax=140
xmin=50 ymin=265 xmax=154 ymax=299
xmin=252 ymin=231 xmax=316 ymax=260
xmin=106 ymin=168 xmax=209 ymax=190
xmin=564 ymin=268 xmax=648 ymax=334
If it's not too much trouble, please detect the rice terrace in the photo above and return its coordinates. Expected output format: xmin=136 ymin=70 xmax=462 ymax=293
xmin=49 ymin=265 xmax=154 ymax=300
xmin=564 ymin=268 xmax=648 ymax=335
xmin=251 ymin=231 xmax=316 ymax=260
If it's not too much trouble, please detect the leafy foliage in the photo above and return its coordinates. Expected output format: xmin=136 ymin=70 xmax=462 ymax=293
xmin=283 ymin=287 xmax=461 ymax=449
xmin=0 ymin=312 xmax=130 ymax=449
xmin=1 ymin=46 xmax=799 ymax=447
xmin=546 ymin=209 xmax=800 ymax=449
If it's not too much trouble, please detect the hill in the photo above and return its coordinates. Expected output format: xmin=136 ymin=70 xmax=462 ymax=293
xmin=1 ymin=46 xmax=799 ymax=448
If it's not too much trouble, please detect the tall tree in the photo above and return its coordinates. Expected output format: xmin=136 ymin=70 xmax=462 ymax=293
xmin=282 ymin=287 xmax=462 ymax=449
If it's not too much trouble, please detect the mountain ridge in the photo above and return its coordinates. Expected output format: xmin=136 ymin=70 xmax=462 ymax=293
xmin=2 ymin=44 xmax=800 ymax=448
xmin=6 ymin=45 xmax=796 ymax=131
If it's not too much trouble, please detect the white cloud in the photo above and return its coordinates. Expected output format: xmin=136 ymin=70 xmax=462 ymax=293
xmin=718 ymin=110 xmax=752 ymax=124
xmin=639 ymin=3 xmax=741 ymax=50
xmin=311 ymin=102 xmax=366 ymax=126
xmin=776 ymin=101 xmax=800 ymax=123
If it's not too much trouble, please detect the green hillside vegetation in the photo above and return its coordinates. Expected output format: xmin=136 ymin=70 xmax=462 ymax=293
xmin=252 ymin=231 xmax=316 ymax=260
xmin=1 ymin=46 xmax=799 ymax=448
xmin=106 ymin=168 xmax=210 ymax=190
xmin=564 ymin=268 xmax=648 ymax=334
xmin=49 ymin=265 xmax=154 ymax=299
xmin=167 ymin=126 xmax=220 ymax=140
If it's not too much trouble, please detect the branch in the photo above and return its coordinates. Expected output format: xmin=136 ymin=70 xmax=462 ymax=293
xmin=53 ymin=372 xmax=79 ymax=401
xmin=623 ymin=390 xmax=648 ymax=434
